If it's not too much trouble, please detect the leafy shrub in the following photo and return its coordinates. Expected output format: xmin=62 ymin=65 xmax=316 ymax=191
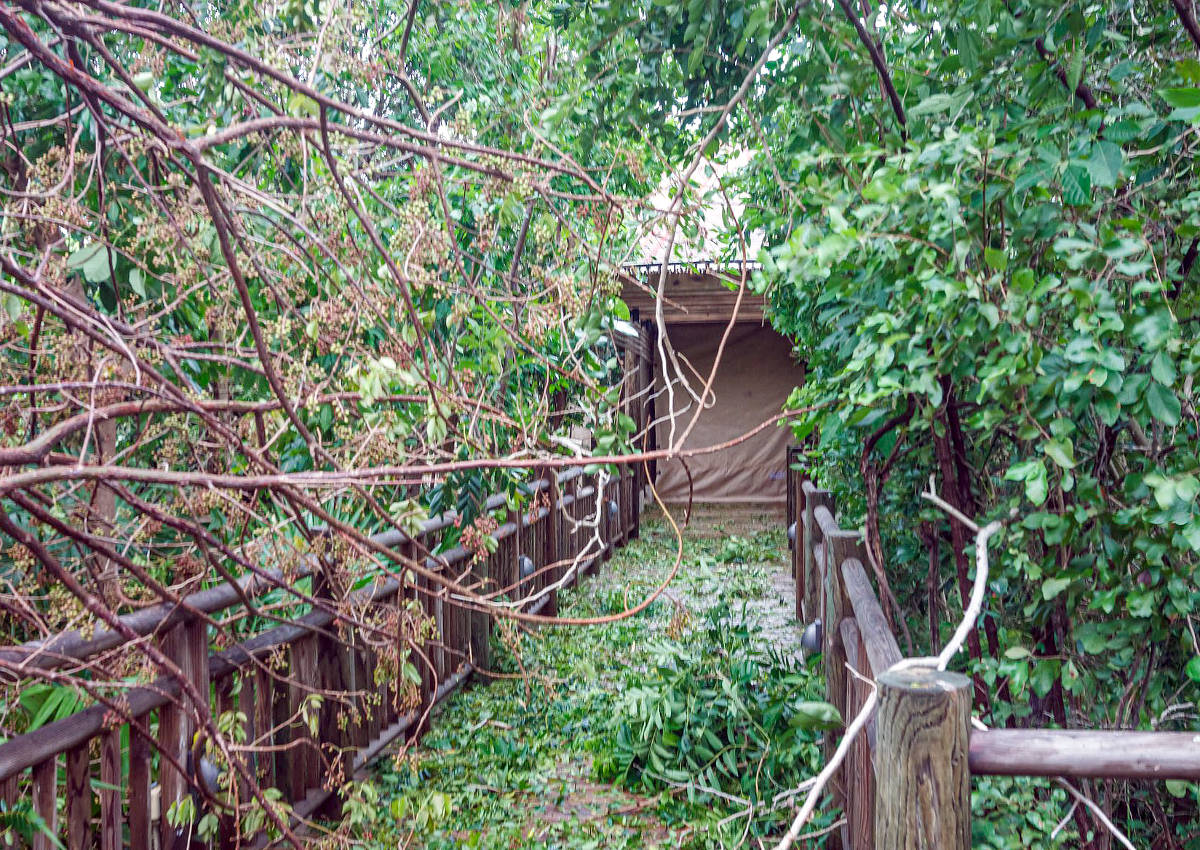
xmin=606 ymin=603 xmax=838 ymax=820
xmin=715 ymin=534 xmax=777 ymax=565
xmin=971 ymin=776 xmax=1072 ymax=849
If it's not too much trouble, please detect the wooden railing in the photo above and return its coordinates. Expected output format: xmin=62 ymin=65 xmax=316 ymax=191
xmin=0 ymin=325 xmax=655 ymax=849
xmin=785 ymin=449 xmax=1200 ymax=849
xmin=0 ymin=464 xmax=644 ymax=849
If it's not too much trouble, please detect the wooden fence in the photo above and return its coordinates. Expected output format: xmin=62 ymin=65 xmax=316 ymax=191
xmin=786 ymin=448 xmax=1200 ymax=849
xmin=0 ymin=464 xmax=644 ymax=849
xmin=0 ymin=327 xmax=655 ymax=849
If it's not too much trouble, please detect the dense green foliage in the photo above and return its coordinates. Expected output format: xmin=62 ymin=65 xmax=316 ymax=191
xmin=356 ymin=519 xmax=838 ymax=848
xmin=357 ymin=516 xmax=1084 ymax=849
xmin=609 ymin=603 xmax=836 ymax=810
xmin=559 ymin=0 xmax=1200 ymax=843
xmin=7 ymin=0 xmax=1200 ymax=843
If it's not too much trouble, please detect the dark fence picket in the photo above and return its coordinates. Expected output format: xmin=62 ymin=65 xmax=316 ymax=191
xmin=99 ymin=729 xmax=121 ymax=850
xmin=65 ymin=744 xmax=90 ymax=850
xmin=31 ymin=757 xmax=56 ymax=850
xmin=128 ymin=717 xmax=152 ymax=850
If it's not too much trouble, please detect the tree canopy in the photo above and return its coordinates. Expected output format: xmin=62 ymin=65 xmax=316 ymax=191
xmin=3 ymin=0 xmax=1200 ymax=845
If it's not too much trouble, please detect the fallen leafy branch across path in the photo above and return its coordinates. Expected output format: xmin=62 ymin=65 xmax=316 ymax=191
xmin=352 ymin=508 xmax=838 ymax=849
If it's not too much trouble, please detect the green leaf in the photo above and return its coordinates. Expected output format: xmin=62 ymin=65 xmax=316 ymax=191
xmin=1085 ymin=141 xmax=1123 ymax=189
xmin=1076 ymin=625 xmax=1108 ymax=654
xmin=1030 ymin=659 xmax=1060 ymax=698
xmin=4 ymin=292 xmax=22 ymax=321
xmin=1043 ymin=437 xmax=1076 ymax=469
xmin=1042 ymin=576 xmax=1071 ymax=600
xmin=286 ymin=92 xmax=319 ymax=118
xmin=1067 ymin=51 xmax=1085 ymax=98
xmin=129 ymin=267 xmax=146 ymax=297
xmin=1165 ymin=780 xmax=1190 ymax=799
xmin=66 ymin=242 xmax=113 ymax=283
xmin=1061 ymin=164 xmax=1092 ymax=206
xmin=1150 ymin=351 xmax=1177 ymax=386
xmin=790 ymin=701 xmax=843 ymax=730
xmin=1006 ymin=459 xmax=1049 ymax=505
xmin=1186 ymin=656 xmax=1200 ymax=682
xmin=1145 ymin=381 xmax=1182 ymax=426
xmin=1160 ymin=87 xmax=1200 ymax=108
xmin=983 ymin=247 xmax=1008 ymax=271
xmin=910 ymin=93 xmax=958 ymax=116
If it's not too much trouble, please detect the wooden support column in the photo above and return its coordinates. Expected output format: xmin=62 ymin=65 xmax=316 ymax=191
xmin=66 ymin=744 xmax=91 ymax=850
xmin=839 ymin=619 xmax=874 ymax=850
xmin=543 ymin=473 xmax=560 ymax=617
xmin=128 ymin=716 xmax=153 ymax=850
xmin=875 ymin=667 xmax=972 ymax=850
xmin=316 ymin=564 xmax=348 ymax=785
xmin=158 ymin=616 xmax=209 ymax=849
xmin=99 ymin=728 xmax=122 ymax=850
xmin=789 ymin=458 xmax=805 ymax=619
xmin=468 ymin=548 xmax=492 ymax=675
xmin=32 ymin=757 xmax=57 ymax=850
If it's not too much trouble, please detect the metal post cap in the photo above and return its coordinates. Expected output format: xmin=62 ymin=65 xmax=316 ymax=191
xmin=800 ymin=619 xmax=823 ymax=653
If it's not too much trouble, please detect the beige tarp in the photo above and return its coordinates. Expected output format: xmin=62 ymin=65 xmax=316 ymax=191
xmin=652 ymin=322 xmax=803 ymax=503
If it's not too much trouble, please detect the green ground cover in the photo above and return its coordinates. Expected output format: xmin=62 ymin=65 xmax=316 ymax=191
xmin=342 ymin=511 xmax=1075 ymax=849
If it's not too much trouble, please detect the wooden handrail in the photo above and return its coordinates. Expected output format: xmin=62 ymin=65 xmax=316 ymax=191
xmin=0 ymin=326 xmax=656 ymax=849
xmin=970 ymin=729 xmax=1200 ymax=780
xmin=841 ymin=558 xmax=901 ymax=677
xmin=0 ymin=470 xmax=594 ymax=674
xmin=787 ymin=459 xmax=1200 ymax=850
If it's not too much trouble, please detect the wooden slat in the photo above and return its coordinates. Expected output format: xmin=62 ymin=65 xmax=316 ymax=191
xmin=823 ymin=530 xmax=861 ymax=720
xmin=0 ymin=773 xmax=17 ymax=811
xmin=252 ymin=668 xmax=276 ymax=790
xmin=839 ymin=619 xmax=874 ymax=850
xmin=32 ymin=757 xmax=57 ymax=850
xmin=66 ymin=744 xmax=91 ymax=850
xmin=969 ymin=730 xmax=1200 ymax=780
xmin=98 ymin=729 xmax=121 ymax=850
xmin=543 ymin=471 xmax=560 ymax=617
xmin=801 ymin=484 xmax=832 ymax=623
xmin=287 ymin=634 xmax=320 ymax=797
xmin=128 ymin=718 xmax=152 ymax=850
xmin=619 ymin=271 xmax=767 ymax=324
xmin=157 ymin=619 xmax=200 ymax=850
xmin=841 ymin=558 xmax=903 ymax=677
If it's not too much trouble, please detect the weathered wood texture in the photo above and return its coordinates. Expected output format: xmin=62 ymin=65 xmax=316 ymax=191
xmin=970 ymin=730 xmax=1200 ymax=780
xmin=619 ymin=269 xmax=767 ymax=324
xmin=875 ymin=667 xmax=972 ymax=850
xmin=841 ymin=558 xmax=902 ymax=676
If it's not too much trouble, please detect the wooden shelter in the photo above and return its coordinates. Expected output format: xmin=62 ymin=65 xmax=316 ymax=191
xmin=622 ymin=261 xmax=803 ymax=504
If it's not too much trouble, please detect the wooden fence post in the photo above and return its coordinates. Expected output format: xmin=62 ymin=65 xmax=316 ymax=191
xmin=158 ymin=615 xmax=208 ymax=849
xmin=469 ymin=539 xmax=493 ymax=675
xmin=802 ymin=485 xmax=832 ymax=622
xmin=875 ymin=667 xmax=972 ymax=850
xmin=32 ymin=757 xmax=56 ymax=850
xmin=314 ymin=565 xmax=348 ymax=816
xmin=543 ymin=471 xmax=560 ymax=617
xmin=788 ymin=450 xmax=804 ymax=619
